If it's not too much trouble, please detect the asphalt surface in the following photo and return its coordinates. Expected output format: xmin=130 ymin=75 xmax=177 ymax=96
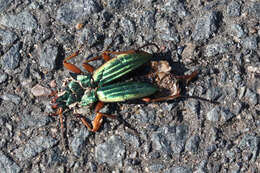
xmin=0 ymin=0 xmax=259 ymax=173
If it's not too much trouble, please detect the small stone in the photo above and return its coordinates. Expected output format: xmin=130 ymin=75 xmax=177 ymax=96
xmin=0 ymin=29 xmax=18 ymax=51
xmin=205 ymin=144 xmax=217 ymax=158
xmin=205 ymin=43 xmax=228 ymax=57
xmin=164 ymin=166 xmax=192 ymax=173
xmin=0 ymin=72 xmax=8 ymax=84
xmin=206 ymin=87 xmax=222 ymax=101
xmin=56 ymin=0 xmax=101 ymax=25
xmin=14 ymin=136 xmax=58 ymax=161
xmin=0 ymin=42 xmax=21 ymax=70
xmin=120 ymin=18 xmax=136 ymax=37
xmin=0 ymin=11 xmax=38 ymax=32
xmin=77 ymin=27 xmax=102 ymax=47
xmin=244 ymin=88 xmax=258 ymax=105
xmin=162 ymin=0 xmax=189 ymax=18
xmin=135 ymin=108 xmax=155 ymax=123
xmin=192 ymin=11 xmax=220 ymax=42
xmin=0 ymin=152 xmax=21 ymax=173
xmin=122 ymin=132 xmax=140 ymax=148
xmin=0 ymin=94 xmax=21 ymax=104
xmin=38 ymin=43 xmax=58 ymax=70
xmin=227 ymin=0 xmax=241 ymax=17
xmin=31 ymin=84 xmax=52 ymax=97
xmin=186 ymin=100 xmax=200 ymax=115
xmin=107 ymin=0 xmax=130 ymax=9
xmin=242 ymin=36 xmax=258 ymax=50
xmin=151 ymin=125 xmax=189 ymax=154
xmin=238 ymin=134 xmax=260 ymax=161
xmin=156 ymin=20 xmax=179 ymax=43
xmin=49 ymin=80 xmax=57 ymax=88
xmin=185 ymin=135 xmax=200 ymax=153
xmin=181 ymin=43 xmax=196 ymax=59
xmin=0 ymin=0 xmax=12 ymax=13
xmin=18 ymin=111 xmax=52 ymax=129
xmin=148 ymin=163 xmax=165 ymax=172
xmin=139 ymin=10 xmax=156 ymax=30
xmin=207 ymin=106 xmax=220 ymax=122
xmin=230 ymin=24 xmax=245 ymax=39
xmin=248 ymin=2 xmax=260 ymax=19
xmin=95 ymin=135 xmax=125 ymax=166
xmin=221 ymin=108 xmax=235 ymax=122
xmin=71 ymin=127 xmax=90 ymax=157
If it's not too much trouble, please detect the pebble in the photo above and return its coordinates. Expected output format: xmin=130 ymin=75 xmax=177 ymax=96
xmin=242 ymin=36 xmax=258 ymax=50
xmin=56 ymin=0 xmax=101 ymax=25
xmin=122 ymin=132 xmax=140 ymax=148
xmin=185 ymin=135 xmax=201 ymax=153
xmin=107 ymin=0 xmax=130 ymax=9
xmin=135 ymin=108 xmax=155 ymax=124
xmin=148 ymin=163 xmax=165 ymax=172
xmin=0 ymin=29 xmax=18 ymax=51
xmin=120 ymin=18 xmax=136 ymax=37
xmin=229 ymin=24 xmax=245 ymax=39
xmin=0 ymin=94 xmax=21 ymax=104
xmin=248 ymin=2 xmax=260 ymax=19
xmin=205 ymin=43 xmax=229 ymax=57
xmin=162 ymin=0 xmax=189 ymax=18
xmin=227 ymin=0 xmax=241 ymax=17
xmin=164 ymin=166 xmax=192 ymax=173
xmin=31 ymin=84 xmax=52 ymax=97
xmin=192 ymin=11 xmax=219 ymax=41
xmin=95 ymin=135 xmax=125 ymax=166
xmin=156 ymin=19 xmax=180 ymax=43
xmin=244 ymin=88 xmax=258 ymax=105
xmin=14 ymin=136 xmax=58 ymax=161
xmin=186 ymin=100 xmax=200 ymax=116
xmin=71 ymin=127 xmax=90 ymax=157
xmin=0 ymin=11 xmax=38 ymax=32
xmin=0 ymin=72 xmax=8 ymax=84
xmin=0 ymin=42 xmax=21 ymax=70
xmin=0 ymin=0 xmax=12 ymax=12
xmin=221 ymin=108 xmax=235 ymax=122
xmin=0 ymin=151 xmax=21 ymax=173
xmin=238 ymin=134 xmax=260 ymax=161
xmin=38 ymin=44 xmax=58 ymax=70
xmin=207 ymin=106 xmax=220 ymax=122
xmin=77 ymin=27 xmax=102 ymax=47
xmin=18 ymin=111 xmax=52 ymax=130
xmin=151 ymin=125 xmax=189 ymax=154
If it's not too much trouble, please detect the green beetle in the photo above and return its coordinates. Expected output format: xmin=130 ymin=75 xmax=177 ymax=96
xmin=51 ymin=44 xmax=198 ymax=133
xmin=51 ymin=44 xmax=164 ymax=132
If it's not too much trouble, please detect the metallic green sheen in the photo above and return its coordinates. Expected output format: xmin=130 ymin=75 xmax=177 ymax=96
xmin=92 ymin=51 xmax=153 ymax=86
xmin=68 ymin=81 xmax=84 ymax=97
xmin=81 ymin=91 xmax=98 ymax=106
xmin=77 ymin=74 xmax=92 ymax=87
xmin=97 ymin=81 xmax=158 ymax=102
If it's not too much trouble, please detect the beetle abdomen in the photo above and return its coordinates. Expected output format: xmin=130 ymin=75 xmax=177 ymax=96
xmin=93 ymin=51 xmax=152 ymax=86
xmin=97 ymin=81 xmax=158 ymax=102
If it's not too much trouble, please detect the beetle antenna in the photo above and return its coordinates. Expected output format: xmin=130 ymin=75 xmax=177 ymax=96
xmin=179 ymin=95 xmax=220 ymax=104
xmin=138 ymin=43 xmax=160 ymax=53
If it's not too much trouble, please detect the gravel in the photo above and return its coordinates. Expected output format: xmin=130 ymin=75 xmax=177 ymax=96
xmin=0 ymin=11 xmax=38 ymax=32
xmin=0 ymin=42 xmax=21 ymax=71
xmin=0 ymin=0 xmax=259 ymax=172
xmin=0 ymin=152 xmax=21 ymax=173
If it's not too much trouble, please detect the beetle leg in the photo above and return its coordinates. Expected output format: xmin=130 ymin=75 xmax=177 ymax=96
xmin=142 ymin=87 xmax=181 ymax=102
xmin=63 ymin=50 xmax=82 ymax=74
xmin=80 ymin=113 xmax=117 ymax=132
xmin=173 ymin=70 xmax=198 ymax=84
xmin=94 ymin=101 xmax=104 ymax=112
